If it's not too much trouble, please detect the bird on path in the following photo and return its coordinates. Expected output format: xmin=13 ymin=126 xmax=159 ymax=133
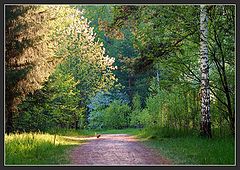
xmin=97 ymin=134 xmax=101 ymax=138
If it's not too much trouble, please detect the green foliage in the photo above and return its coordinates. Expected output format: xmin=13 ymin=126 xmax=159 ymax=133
xmin=101 ymin=100 xmax=131 ymax=129
xmin=114 ymin=5 xmax=235 ymax=137
xmin=8 ymin=5 xmax=117 ymax=132
xmin=131 ymin=84 xmax=200 ymax=138
xmin=87 ymin=90 xmax=130 ymax=129
xmin=80 ymin=5 xmax=142 ymax=105
xmin=14 ymin=64 xmax=83 ymax=131
xmin=129 ymin=93 xmax=143 ymax=127
xmin=207 ymin=6 xmax=235 ymax=134
xmin=6 ymin=5 xmax=235 ymax=141
xmin=6 ymin=5 xmax=85 ymax=112
xmin=132 ymin=93 xmax=142 ymax=110
xmin=14 ymin=106 xmax=49 ymax=132
xmin=88 ymin=110 xmax=104 ymax=129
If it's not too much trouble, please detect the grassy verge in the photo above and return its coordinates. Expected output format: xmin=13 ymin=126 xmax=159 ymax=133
xmin=97 ymin=127 xmax=235 ymax=165
xmin=136 ymin=131 xmax=235 ymax=165
xmin=5 ymin=132 xmax=88 ymax=165
xmin=5 ymin=128 xmax=235 ymax=165
xmin=4 ymin=128 xmax=139 ymax=165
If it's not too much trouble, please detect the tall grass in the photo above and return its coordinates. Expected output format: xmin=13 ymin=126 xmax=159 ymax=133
xmin=5 ymin=132 xmax=85 ymax=165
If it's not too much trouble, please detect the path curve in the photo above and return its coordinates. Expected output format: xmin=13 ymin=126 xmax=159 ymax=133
xmin=69 ymin=134 xmax=171 ymax=166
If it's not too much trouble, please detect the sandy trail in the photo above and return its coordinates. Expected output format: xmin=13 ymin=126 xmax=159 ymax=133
xmin=69 ymin=134 xmax=171 ymax=166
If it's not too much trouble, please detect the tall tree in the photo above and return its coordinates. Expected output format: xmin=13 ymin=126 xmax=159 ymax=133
xmin=5 ymin=5 xmax=116 ymax=133
xmin=199 ymin=5 xmax=211 ymax=138
xmin=5 ymin=5 xmax=68 ymax=133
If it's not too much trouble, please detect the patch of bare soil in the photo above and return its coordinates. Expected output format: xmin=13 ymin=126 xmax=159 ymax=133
xmin=69 ymin=134 xmax=172 ymax=166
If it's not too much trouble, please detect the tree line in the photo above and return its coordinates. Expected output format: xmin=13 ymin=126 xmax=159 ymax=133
xmin=5 ymin=5 xmax=235 ymax=138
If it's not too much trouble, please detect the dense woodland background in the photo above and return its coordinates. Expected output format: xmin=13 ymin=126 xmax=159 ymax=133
xmin=5 ymin=5 xmax=235 ymax=138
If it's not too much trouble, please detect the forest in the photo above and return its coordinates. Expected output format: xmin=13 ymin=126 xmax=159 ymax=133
xmin=4 ymin=4 xmax=235 ymax=165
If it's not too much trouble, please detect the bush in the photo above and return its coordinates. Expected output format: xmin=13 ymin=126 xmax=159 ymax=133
xmin=102 ymin=100 xmax=131 ymax=129
xmin=130 ymin=110 xmax=142 ymax=127
xmin=129 ymin=93 xmax=143 ymax=127
xmin=14 ymin=106 xmax=53 ymax=132
xmin=88 ymin=110 xmax=104 ymax=129
xmin=135 ymin=88 xmax=197 ymax=137
xmin=138 ymin=92 xmax=165 ymax=129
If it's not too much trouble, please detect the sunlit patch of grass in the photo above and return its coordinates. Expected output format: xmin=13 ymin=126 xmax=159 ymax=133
xmin=5 ymin=132 xmax=86 ymax=165
xmin=5 ymin=128 xmax=142 ymax=165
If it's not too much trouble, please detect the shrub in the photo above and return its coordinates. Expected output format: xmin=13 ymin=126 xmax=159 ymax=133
xmin=102 ymin=100 xmax=131 ymax=129
xmin=88 ymin=110 xmax=104 ymax=129
xmin=129 ymin=93 xmax=143 ymax=127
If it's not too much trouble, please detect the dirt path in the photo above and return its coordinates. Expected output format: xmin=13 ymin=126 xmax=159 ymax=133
xmin=69 ymin=134 xmax=171 ymax=166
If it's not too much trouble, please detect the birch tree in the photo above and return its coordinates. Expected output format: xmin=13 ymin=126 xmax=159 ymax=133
xmin=200 ymin=5 xmax=212 ymax=138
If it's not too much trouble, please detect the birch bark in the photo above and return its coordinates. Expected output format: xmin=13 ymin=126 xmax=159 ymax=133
xmin=200 ymin=5 xmax=212 ymax=138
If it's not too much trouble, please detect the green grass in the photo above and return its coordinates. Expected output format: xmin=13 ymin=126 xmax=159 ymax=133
xmin=97 ymin=127 xmax=235 ymax=165
xmin=4 ymin=128 xmax=139 ymax=165
xmin=48 ymin=128 xmax=141 ymax=137
xmin=5 ymin=128 xmax=235 ymax=165
xmin=48 ymin=128 xmax=96 ymax=137
xmin=93 ymin=128 xmax=141 ymax=135
xmin=5 ymin=132 xmax=88 ymax=165
xmin=137 ymin=133 xmax=235 ymax=165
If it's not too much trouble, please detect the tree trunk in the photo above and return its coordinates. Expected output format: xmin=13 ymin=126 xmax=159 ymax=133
xmin=75 ymin=120 xmax=79 ymax=129
xmin=156 ymin=70 xmax=160 ymax=83
xmin=200 ymin=5 xmax=212 ymax=138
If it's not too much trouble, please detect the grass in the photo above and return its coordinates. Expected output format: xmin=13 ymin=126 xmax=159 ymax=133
xmin=5 ymin=128 xmax=235 ymax=165
xmin=136 ymin=130 xmax=235 ymax=165
xmin=88 ymin=127 xmax=235 ymax=165
xmin=48 ymin=128 xmax=96 ymax=137
xmin=94 ymin=128 xmax=141 ymax=135
xmin=4 ymin=128 xmax=139 ymax=165
xmin=5 ymin=131 xmax=89 ymax=165
xmin=4 ymin=128 xmax=141 ymax=165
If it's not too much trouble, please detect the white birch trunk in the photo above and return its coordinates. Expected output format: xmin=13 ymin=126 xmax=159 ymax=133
xmin=200 ymin=5 xmax=212 ymax=138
